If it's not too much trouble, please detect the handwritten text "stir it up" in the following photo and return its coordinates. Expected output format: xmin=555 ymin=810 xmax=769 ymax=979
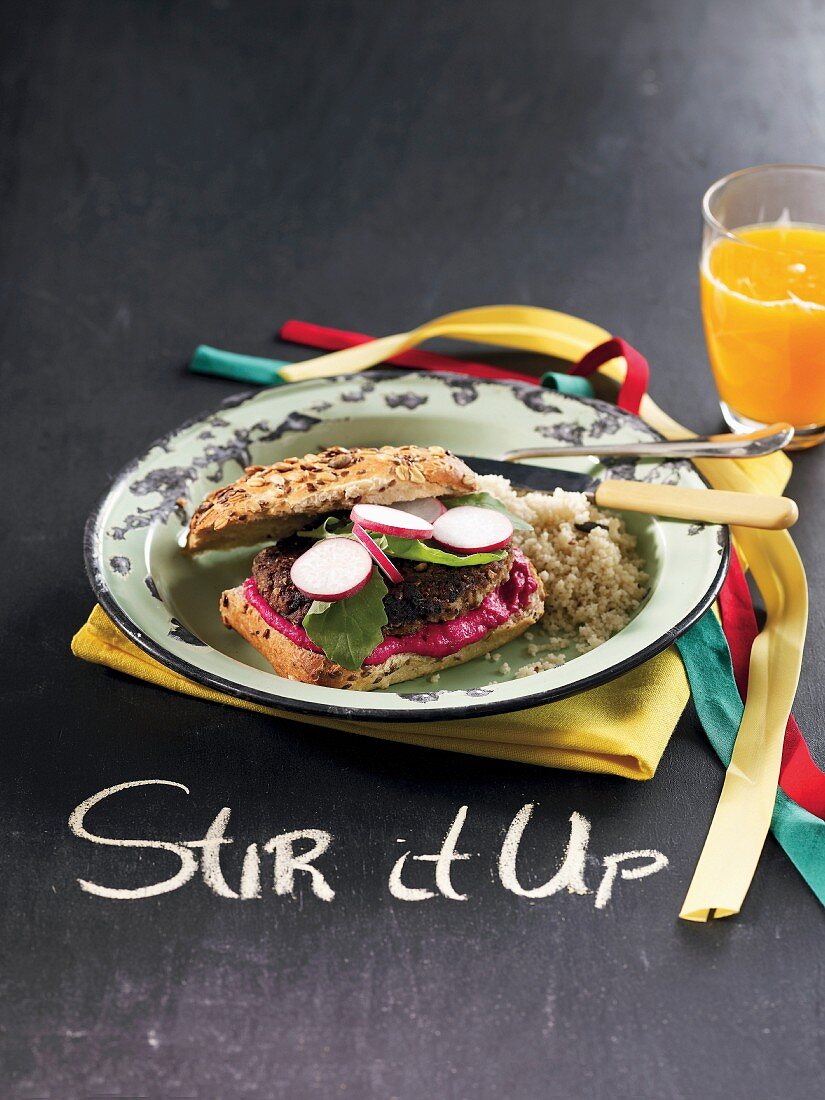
xmin=68 ymin=781 xmax=669 ymax=910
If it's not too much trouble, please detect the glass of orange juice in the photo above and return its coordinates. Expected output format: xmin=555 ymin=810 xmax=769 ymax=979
xmin=701 ymin=164 xmax=825 ymax=449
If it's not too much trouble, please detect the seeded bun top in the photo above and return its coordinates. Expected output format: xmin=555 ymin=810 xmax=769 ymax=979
xmin=184 ymin=445 xmax=479 ymax=553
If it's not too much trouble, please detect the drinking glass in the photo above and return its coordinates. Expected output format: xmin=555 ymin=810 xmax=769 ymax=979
xmin=701 ymin=164 xmax=825 ymax=449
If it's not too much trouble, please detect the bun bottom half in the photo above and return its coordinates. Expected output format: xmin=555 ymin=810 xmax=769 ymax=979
xmin=219 ymin=571 xmax=545 ymax=691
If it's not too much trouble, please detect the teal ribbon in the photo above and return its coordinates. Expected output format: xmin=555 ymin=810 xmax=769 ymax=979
xmin=541 ymin=370 xmax=594 ymax=397
xmin=676 ymin=611 xmax=825 ymax=909
xmin=190 ymin=345 xmax=291 ymax=386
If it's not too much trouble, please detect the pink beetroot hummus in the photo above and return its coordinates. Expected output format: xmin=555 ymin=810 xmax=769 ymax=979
xmin=242 ymin=548 xmax=537 ymax=666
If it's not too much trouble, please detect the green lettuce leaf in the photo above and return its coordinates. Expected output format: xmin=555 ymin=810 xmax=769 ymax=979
xmin=297 ymin=516 xmax=507 ymax=566
xmin=302 ymin=569 xmax=389 ymax=670
xmin=297 ymin=516 xmax=347 ymax=539
xmin=377 ymin=535 xmax=506 ymax=567
xmin=442 ymin=491 xmax=533 ymax=532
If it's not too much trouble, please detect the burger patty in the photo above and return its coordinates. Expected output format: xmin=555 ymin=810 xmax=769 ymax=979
xmin=252 ymin=534 xmax=515 ymax=637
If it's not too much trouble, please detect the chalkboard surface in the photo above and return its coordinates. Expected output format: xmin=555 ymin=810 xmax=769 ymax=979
xmin=2 ymin=1 xmax=824 ymax=1096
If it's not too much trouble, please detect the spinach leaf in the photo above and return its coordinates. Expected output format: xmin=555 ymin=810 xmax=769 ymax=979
xmin=297 ymin=517 xmax=506 ymax=566
xmin=302 ymin=569 xmax=389 ymax=670
xmin=297 ymin=516 xmax=349 ymax=539
xmin=379 ymin=535 xmax=506 ymax=567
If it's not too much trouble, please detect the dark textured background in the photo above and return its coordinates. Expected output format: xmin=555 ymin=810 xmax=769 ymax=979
xmin=2 ymin=1 xmax=824 ymax=1097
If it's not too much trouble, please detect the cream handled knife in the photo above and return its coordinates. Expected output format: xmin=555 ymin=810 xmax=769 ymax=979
xmin=461 ymin=456 xmax=798 ymax=531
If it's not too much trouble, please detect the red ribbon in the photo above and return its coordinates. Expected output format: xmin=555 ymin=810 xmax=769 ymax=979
xmin=282 ymin=322 xmax=649 ymax=414
xmin=569 ymin=336 xmax=650 ymax=414
xmin=280 ymin=320 xmax=538 ymax=385
xmin=718 ymin=549 xmax=825 ymax=819
xmin=279 ymin=320 xmax=825 ymax=819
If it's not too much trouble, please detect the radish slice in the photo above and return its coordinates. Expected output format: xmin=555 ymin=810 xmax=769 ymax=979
xmin=349 ymin=503 xmax=434 ymax=540
xmin=352 ymin=525 xmax=404 ymax=585
xmin=290 ymin=538 xmax=373 ymax=601
xmin=393 ymin=497 xmax=447 ymax=524
xmin=431 ymin=506 xmax=514 ymax=553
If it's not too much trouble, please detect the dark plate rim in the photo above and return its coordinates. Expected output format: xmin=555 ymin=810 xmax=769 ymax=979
xmin=83 ymin=370 xmax=730 ymax=724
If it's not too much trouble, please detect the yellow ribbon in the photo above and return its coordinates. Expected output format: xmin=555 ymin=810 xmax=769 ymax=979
xmin=282 ymin=304 xmax=806 ymax=921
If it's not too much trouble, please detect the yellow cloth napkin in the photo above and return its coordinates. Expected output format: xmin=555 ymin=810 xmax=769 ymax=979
xmin=72 ymin=604 xmax=689 ymax=779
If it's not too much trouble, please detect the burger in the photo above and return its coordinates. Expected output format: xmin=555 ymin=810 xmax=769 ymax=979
xmin=184 ymin=445 xmax=544 ymax=690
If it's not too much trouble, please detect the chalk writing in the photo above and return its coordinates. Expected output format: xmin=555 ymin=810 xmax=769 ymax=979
xmin=595 ymin=849 xmax=669 ymax=910
xmin=388 ymin=806 xmax=471 ymax=901
xmin=68 ymin=780 xmax=335 ymax=903
xmin=68 ymin=782 xmax=668 ymax=910
xmin=68 ymin=780 xmax=198 ymax=900
xmin=499 ymin=805 xmax=591 ymax=898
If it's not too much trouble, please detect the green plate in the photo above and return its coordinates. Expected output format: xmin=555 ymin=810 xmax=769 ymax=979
xmin=84 ymin=370 xmax=728 ymax=722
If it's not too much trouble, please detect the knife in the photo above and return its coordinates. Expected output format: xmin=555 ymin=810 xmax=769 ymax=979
xmin=459 ymin=456 xmax=798 ymax=530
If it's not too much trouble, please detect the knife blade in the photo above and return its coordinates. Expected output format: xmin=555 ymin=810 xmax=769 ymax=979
xmin=458 ymin=455 xmax=597 ymax=495
xmin=457 ymin=455 xmax=798 ymax=530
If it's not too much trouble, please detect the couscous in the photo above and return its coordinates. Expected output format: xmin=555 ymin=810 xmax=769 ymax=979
xmin=477 ymin=475 xmax=648 ymax=675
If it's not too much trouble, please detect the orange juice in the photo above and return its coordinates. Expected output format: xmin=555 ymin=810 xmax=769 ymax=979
xmin=700 ymin=223 xmax=825 ymax=427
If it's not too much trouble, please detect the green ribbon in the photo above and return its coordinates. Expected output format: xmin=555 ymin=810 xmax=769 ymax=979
xmin=540 ymin=370 xmax=594 ymax=397
xmin=676 ymin=611 xmax=825 ymax=909
xmin=190 ymin=345 xmax=291 ymax=386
